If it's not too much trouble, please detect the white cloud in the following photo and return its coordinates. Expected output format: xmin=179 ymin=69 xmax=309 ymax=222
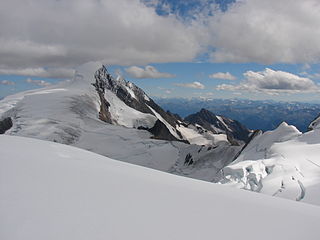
xmin=26 ymin=78 xmax=51 ymax=87
xmin=1 ymin=0 xmax=320 ymax=72
xmin=0 ymin=67 xmax=74 ymax=79
xmin=0 ymin=0 xmax=201 ymax=70
xmin=1 ymin=80 xmax=15 ymax=85
xmin=206 ymin=0 xmax=320 ymax=64
xmin=125 ymin=66 xmax=175 ymax=79
xmin=216 ymin=68 xmax=320 ymax=94
xmin=209 ymin=72 xmax=236 ymax=80
xmin=175 ymin=81 xmax=205 ymax=89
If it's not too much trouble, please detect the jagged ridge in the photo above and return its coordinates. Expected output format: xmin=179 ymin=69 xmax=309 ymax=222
xmin=185 ymin=108 xmax=251 ymax=144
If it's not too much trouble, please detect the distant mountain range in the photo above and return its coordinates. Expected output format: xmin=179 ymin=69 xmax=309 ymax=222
xmin=155 ymin=97 xmax=320 ymax=132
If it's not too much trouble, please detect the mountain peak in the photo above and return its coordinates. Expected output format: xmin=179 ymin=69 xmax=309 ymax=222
xmin=92 ymin=66 xmax=187 ymax=142
xmin=185 ymin=108 xmax=251 ymax=144
xmin=199 ymin=108 xmax=215 ymax=117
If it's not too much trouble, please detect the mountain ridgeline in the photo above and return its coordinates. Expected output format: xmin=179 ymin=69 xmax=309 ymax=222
xmin=92 ymin=66 xmax=185 ymax=141
xmin=92 ymin=66 xmax=251 ymax=145
xmin=185 ymin=108 xmax=251 ymax=144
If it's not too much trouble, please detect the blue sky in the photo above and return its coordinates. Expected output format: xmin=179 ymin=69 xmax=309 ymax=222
xmin=1 ymin=0 xmax=320 ymax=102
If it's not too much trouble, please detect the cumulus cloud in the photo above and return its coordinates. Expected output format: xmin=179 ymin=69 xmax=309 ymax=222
xmin=209 ymin=72 xmax=236 ymax=80
xmin=1 ymin=80 xmax=15 ymax=85
xmin=26 ymin=78 xmax=51 ymax=87
xmin=216 ymin=68 xmax=320 ymax=94
xmin=206 ymin=0 xmax=320 ymax=64
xmin=0 ymin=67 xmax=74 ymax=79
xmin=0 ymin=0 xmax=201 ymax=70
xmin=1 ymin=0 xmax=320 ymax=73
xmin=175 ymin=81 xmax=205 ymax=89
xmin=125 ymin=66 xmax=175 ymax=79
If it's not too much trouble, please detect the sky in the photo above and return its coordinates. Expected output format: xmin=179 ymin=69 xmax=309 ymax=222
xmin=1 ymin=0 xmax=320 ymax=102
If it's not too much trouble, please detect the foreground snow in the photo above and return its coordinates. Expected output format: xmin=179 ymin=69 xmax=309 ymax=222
xmin=1 ymin=135 xmax=320 ymax=240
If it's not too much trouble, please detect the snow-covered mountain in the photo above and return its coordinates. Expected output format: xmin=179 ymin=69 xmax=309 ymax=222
xmin=92 ymin=65 xmax=245 ymax=145
xmin=1 ymin=135 xmax=320 ymax=240
xmin=93 ymin=66 xmax=183 ymax=142
xmin=0 ymin=62 xmax=242 ymax=181
xmin=218 ymin=121 xmax=320 ymax=205
xmin=1 ymin=62 xmax=320 ymax=205
xmin=185 ymin=108 xmax=251 ymax=144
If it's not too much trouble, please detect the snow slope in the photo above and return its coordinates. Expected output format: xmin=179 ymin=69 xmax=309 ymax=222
xmin=220 ymin=122 xmax=320 ymax=205
xmin=1 ymin=135 xmax=320 ymax=240
xmin=0 ymin=63 xmax=180 ymax=171
xmin=0 ymin=62 xmax=240 ymax=179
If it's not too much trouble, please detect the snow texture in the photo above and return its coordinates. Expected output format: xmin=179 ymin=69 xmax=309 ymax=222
xmin=1 ymin=135 xmax=320 ymax=240
xmin=220 ymin=122 xmax=320 ymax=205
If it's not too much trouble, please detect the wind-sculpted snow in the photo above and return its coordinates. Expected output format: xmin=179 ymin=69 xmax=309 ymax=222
xmin=219 ymin=122 xmax=320 ymax=205
xmin=1 ymin=135 xmax=320 ymax=240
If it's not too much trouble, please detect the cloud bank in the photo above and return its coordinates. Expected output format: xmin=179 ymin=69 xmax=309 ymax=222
xmin=1 ymin=0 xmax=320 ymax=74
xmin=216 ymin=68 xmax=320 ymax=94
xmin=207 ymin=0 xmax=320 ymax=63
xmin=0 ymin=0 xmax=200 ymax=70
xmin=0 ymin=67 xmax=75 ymax=79
xmin=125 ymin=66 xmax=175 ymax=79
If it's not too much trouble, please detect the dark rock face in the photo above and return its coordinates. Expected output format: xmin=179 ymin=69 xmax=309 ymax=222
xmin=92 ymin=68 xmax=112 ymax=123
xmin=148 ymin=120 xmax=179 ymax=141
xmin=184 ymin=153 xmax=194 ymax=166
xmin=97 ymin=91 xmax=112 ymax=124
xmin=0 ymin=117 xmax=13 ymax=134
xmin=185 ymin=108 xmax=251 ymax=143
xmin=94 ymin=66 xmax=180 ymax=127
xmin=92 ymin=66 xmax=185 ymax=142
xmin=232 ymin=129 xmax=263 ymax=160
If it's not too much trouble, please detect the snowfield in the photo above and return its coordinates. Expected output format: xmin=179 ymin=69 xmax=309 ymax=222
xmin=1 ymin=135 xmax=320 ymax=240
xmin=220 ymin=122 xmax=320 ymax=205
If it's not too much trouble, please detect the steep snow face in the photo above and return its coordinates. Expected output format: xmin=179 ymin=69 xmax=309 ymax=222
xmin=2 ymin=135 xmax=320 ymax=240
xmin=233 ymin=122 xmax=301 ymax=163
xmin=176 ymin=123 xmax=228 ymax=145
xmin=104 ymin=88 xmax=157 ymax=128
xmin=219 ymin=122 xmax=320 ymax=205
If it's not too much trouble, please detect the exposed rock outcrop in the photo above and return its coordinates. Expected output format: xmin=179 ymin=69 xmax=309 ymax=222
xmin=0 ymin=117 xmax=13 ymax=134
